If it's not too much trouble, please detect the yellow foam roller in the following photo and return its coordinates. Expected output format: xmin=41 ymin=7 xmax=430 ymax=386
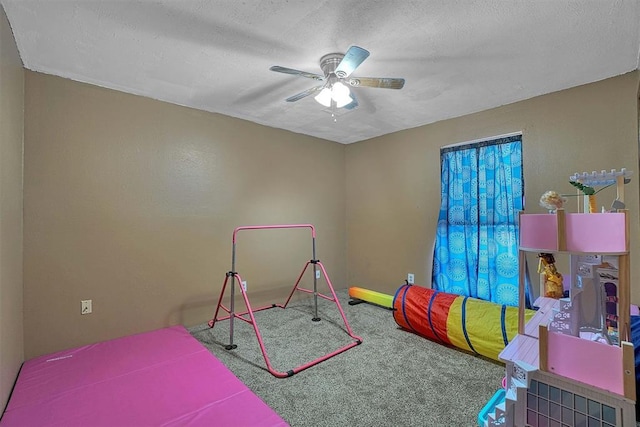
xmin=348 ymin=287 xmax=394 ymax=309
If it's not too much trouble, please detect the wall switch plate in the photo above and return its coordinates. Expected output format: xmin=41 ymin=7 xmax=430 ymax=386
xmin=81 ymin=300 xmax=92 ymax=315
xmin=241 ymin=281 xmax=247 ymax=291
xmin=315 ymin=270 xmax=321 ymax=279
xmin=407 ymin=273 xmax=415 ymax=284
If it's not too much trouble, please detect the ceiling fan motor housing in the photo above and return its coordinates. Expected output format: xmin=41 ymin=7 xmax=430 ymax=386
xmin=320 ymin=53 xmax=346 ymax=78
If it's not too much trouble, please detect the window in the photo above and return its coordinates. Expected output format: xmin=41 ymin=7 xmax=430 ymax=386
xmin=432 ymin=134 xmax=527 ymax=306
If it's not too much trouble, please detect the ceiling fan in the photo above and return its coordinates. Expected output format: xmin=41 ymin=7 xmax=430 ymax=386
xmin=270 ymin=46 xmax=405 ymax=111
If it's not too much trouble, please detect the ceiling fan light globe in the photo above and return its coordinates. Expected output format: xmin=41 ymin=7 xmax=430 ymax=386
xmin=314 ymin=87 xmax=332 ymax=107
xmin=331 ymin=81 xmax=352 ymax=108
xmin=335 ymin=94 xmax=353 ymax=108
xmin=332 ymin=81 xmax=350 ymax=97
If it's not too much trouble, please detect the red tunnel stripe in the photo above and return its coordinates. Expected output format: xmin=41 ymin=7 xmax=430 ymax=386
xmin=393 ymin=285 xmax=457 ymax=345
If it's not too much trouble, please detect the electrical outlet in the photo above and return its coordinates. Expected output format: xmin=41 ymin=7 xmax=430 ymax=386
xmin=407 ymin=273 xmax=415 ymax=284
xmin=241 ymin=281 xmax=247 ymax=292
xmin=81 ymin=300 xmax=92 ymax=315
xmin=315 ymin=270 xmax=321 ymax=279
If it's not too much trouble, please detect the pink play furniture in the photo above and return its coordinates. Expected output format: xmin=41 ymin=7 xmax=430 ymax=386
xmin=482 ymin=209 xmax=636 ymax=426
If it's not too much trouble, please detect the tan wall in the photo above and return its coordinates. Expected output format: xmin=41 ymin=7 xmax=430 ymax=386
xmin=346 ymin=72 xmax=640 ymax=302
xmin=0 ymin=4 xmax=24 ymax=412
xmin=23 ymin=72 xmax=346 ymax=358
xmin=20 ymin=68 xmax=640 ymax=360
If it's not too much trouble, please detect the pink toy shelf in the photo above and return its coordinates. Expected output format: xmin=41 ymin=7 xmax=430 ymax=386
xmin=508 ymin=209 xmax=635 ymax=399
xmin=488 ymin=173 xmax=636 ymax=426
xmin=519 ymin=210 xmax=628 ymax=254
xmin=518 ymin=209 xmax=631 ymax=343
xmin=540 ymin=326 xmax=635 ymax=398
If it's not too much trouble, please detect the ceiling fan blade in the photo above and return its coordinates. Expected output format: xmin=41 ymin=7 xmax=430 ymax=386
xmin=335 ymin=46 xmax=370 ymax=78
xmin=347 ymin=77 xmax=405 ymax=89
xmin=270 ymin=66 xmax=324 ymax=81
xmin=285 ymin=86 xmax=323 ymax=102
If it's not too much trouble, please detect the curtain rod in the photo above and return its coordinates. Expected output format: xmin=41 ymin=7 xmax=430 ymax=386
xmin=440 ymin=133 xmax=522 ymax=154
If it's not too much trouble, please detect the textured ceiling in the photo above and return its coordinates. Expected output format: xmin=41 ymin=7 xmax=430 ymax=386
xmin=2 ymin=1 xmax=640 ymax=144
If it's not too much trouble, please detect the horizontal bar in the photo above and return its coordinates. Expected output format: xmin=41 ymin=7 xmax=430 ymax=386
xmin=284 ymin=340 xmax=362 ymax=377
xmin=214 ymin=304 xmax=280 ymax=322
xmin=209 ymin=303 xmax=278 ymax=327
xmin=295 ymin=288 xmax=336 ymax=302
xmin=233 ymin=224 xmax=316 ymax=243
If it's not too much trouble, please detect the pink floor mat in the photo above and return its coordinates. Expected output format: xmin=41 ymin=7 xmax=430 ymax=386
xmin=0 ymin=326 xmax=288 ymax=426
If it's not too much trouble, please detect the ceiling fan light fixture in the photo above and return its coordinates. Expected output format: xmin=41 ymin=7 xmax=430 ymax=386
xmin=332 ymin=81 xmax=353 ymax=108
xmin=314 ymin=87 xmax=332 ymax=107
xmin=272 ymin=45 xmax=403 ymax=112
xmin=314 ymin=81 xmax=353 ymax=108
xmin=334 ymin=93 xmax=353 ymax=108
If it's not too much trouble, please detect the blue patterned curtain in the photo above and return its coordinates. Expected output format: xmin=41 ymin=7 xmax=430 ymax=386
xmin=432 ymin=135 xmax=527 ymax=306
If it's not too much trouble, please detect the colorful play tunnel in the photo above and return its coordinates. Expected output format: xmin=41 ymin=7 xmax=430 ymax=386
xmin=393 ymin=284 xmax=535 ymax=362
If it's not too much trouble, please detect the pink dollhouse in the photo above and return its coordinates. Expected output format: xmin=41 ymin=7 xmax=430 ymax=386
xmin=482 ymin=170 xmax=636 ymax=426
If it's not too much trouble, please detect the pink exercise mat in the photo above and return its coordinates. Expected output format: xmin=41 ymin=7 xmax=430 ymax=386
xmin=0 ymin=326 xmax=288 ymax=426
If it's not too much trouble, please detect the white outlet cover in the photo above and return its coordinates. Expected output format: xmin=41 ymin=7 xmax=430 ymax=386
xmin=81 ymin=300 xmax=92 ymax=315
xmin=316 ymin=270 xmax=321 ymax=279
xmin=407 ymin=273 xmax=415 ymax=284
xmin=241 ymin=281 xmax=247 ymax=291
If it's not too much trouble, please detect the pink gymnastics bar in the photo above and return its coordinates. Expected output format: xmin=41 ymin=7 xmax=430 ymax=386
xmin=209 ymin=224 xmax=362 ymax=378
xmin=233 ymin=223 xmax=316 ymax=242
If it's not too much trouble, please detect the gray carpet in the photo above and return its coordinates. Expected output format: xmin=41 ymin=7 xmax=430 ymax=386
xmin=189 ymin=290 xmax=504 ymax=427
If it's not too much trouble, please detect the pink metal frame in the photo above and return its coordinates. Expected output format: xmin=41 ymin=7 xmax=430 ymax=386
xmin=208 ymin=224 xmax=362 ymax=378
